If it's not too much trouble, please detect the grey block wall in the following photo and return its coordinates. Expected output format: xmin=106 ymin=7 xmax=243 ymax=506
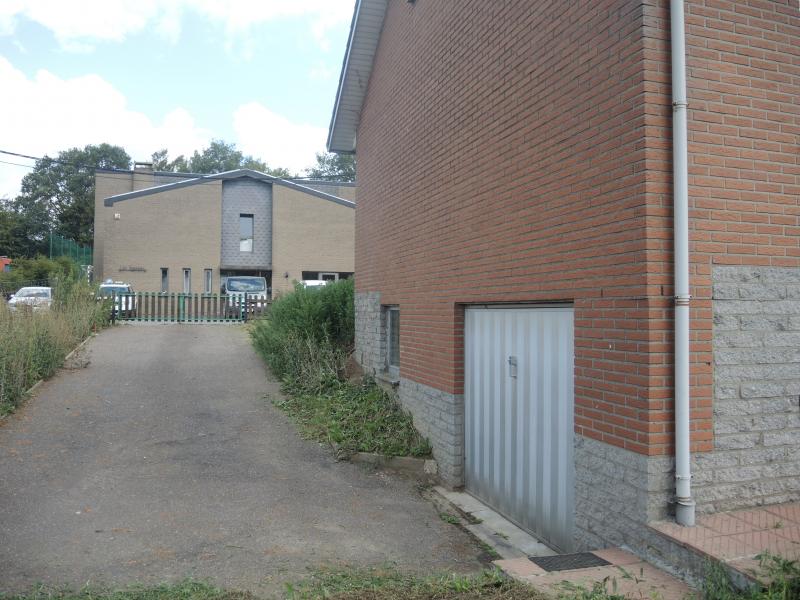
xmin=399 ymin=378 xmax=465 ymax=486
xmin=574 ymin=435 xmax=673 ymax=551
xmin=355 ymin=291 xmax=465 ymax=486
xmin=695 ymin=266 xmax=800 ymax=511
xmin=354 ymin=291 xmax=384 ymax=374
xmin=221 ymin=179 xmax=272 ymax=269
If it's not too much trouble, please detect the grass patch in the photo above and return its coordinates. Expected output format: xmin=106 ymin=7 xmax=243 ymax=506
xmin=285 ymin=567 xmax=541 ymax=600
xmin=273 ymin=376 xmax=431 ymax=457
xmin=251 ymin=280 xmax=431 ymax=458
xmin=440 ymin=513 xmax=461 ymax=525
xmin=0 ymin=277 xmax=108 ymax=414
xmin=0 ymin=580 xmax=254 ymax=600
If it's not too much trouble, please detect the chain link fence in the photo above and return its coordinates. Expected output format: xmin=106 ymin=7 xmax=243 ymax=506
xmin=49 ymin=233 xmax=93 ymax=267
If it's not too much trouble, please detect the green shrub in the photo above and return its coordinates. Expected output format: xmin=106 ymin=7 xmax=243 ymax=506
xmin=251 ymin=279 xmax=431 ymax=458
xmin=0 ymin=255 xmax=79 ymax=294
xmin=251 ymin=279 xmax=354 ymax=383
xmin=0 ymin=279 xmax=108 ymax=413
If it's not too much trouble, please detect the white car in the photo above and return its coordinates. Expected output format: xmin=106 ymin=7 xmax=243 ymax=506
xmin=221 ymin=276 xmax=269 ymax=316
xmin=8 ymin=286 xmax=52 ymax=312
xmin=98 ymin=282 xmax=136 ymax=317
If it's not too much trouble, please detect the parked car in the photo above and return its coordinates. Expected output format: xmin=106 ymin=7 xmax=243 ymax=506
xmin=301 ymin=279 xmax=330 ymax=288
xmin=98 ymin=281 xmax=136 ymax=317
xmin=221 ymin=276 xmax=269 ymax=316
xmin=7 ymin=286 xmax=52 ymax=312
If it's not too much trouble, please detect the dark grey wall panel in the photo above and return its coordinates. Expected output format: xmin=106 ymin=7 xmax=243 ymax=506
xmin=221 ymin=179 xmax=272 ymax=269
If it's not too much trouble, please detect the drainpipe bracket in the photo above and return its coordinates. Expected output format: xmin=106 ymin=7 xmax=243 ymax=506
xmin=672 ymin=101 xmax=688 ymax=110
xmin=674 ymin=294 xmax=692 ymax=307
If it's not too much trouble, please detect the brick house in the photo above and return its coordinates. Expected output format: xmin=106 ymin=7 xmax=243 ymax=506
xmin=94 ymin=164 xmax=355 ymax=295
xmin=328 ymin=0 xmax=799 ymax=560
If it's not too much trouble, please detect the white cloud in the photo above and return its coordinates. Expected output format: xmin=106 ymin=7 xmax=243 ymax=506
xmin=309 ymin=61 xmax=336 ymax=82
xmin=0 ymin=56 xmax=210 ymax=198
xmin=233 ymin=102 xmax=326 ymax=175
xmin=0 ymin=57 xmax=328 ymax=198
xmin=0 ymin=0 xmax=354 ymax=51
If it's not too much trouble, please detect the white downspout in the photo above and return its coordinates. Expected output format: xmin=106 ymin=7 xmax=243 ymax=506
xmin=671 ymin=0 xmax=695 ymax=527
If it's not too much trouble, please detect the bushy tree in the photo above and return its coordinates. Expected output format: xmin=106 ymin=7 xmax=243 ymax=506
xmin=11 ymin=144 xmax=131 ymax=249
xmin=306 ymin=152 xmax=356 ymax=182
xmin=152 ymin=140 xmax=293 ymax=177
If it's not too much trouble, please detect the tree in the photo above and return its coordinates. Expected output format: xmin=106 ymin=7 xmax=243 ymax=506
xmin=11 ymin=144 xmax=131 ymax=249
xmin=305 ymin=152 xmax=356 ymax=182
xmin=152 ymin=140 xmax=293 ymax=178
xmin=0 ymin=204 xmax=34 ymax=257
xmin=151 ymin=148 xmax=189 ymax=173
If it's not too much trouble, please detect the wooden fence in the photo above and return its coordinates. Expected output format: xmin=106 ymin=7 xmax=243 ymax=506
xmin=110 ymin=293 xmax=269 ymax=323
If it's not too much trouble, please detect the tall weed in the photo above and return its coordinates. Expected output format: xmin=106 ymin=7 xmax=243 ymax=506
xmin=0 ymin=279 xmax=108 ymax=413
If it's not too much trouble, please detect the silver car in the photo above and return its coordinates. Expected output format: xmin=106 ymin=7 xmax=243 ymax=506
xmin=8 ymin=287 xmax=52 ymax=312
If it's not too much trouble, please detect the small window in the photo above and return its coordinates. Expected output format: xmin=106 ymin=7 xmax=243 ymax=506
xmin=183 ymin=268 xmax=191 ymax=293
xmin=386 ymin=306 xmax=400 ymax=375
xmin=240 ymin=214 xmax=254 ymax=252
xmin=160 ymin=268 xmax=168 ymax=293
xmin=320 ymin=272 xmax=338 ymax=282
xmin=204 ymin=269 xmax=212 ymax=294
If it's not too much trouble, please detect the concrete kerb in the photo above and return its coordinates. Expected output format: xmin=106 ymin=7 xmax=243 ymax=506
xmin=427 ymin=486 xmax=557 ymax=561
xmin=330 ymin=444 xmax=439 ymax=482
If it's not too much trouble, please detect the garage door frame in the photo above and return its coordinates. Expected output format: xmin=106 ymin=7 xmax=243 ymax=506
xmin=464 ymin=303 xmax=575 ymax=551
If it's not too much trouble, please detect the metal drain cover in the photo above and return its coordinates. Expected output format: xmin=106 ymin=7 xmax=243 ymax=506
xmin=529 ymin=552 xmax=611 ymax=572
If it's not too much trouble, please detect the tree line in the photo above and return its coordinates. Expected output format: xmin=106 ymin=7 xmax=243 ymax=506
xmin=0 ymin=140 xmax=355 ymax=259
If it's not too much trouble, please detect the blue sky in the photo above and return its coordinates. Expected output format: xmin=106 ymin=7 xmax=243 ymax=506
xmin=0 ymin=1 xmax=355 ymax=197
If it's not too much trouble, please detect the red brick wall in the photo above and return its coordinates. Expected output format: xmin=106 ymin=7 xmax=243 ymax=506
xmin=354 ymin=0 xmax=797 ymax=457
xmin=637 ymin=0 xmax=800 ymax=453
xmin=684 ymin=0 xmax=799 ymax=270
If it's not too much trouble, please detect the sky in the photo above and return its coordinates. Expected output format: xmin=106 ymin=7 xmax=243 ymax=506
xmin=0 ymin=0 xmax=355 ymax=198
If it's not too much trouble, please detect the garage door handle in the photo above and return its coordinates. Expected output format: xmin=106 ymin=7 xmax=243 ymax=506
xmin=508 ymin=356 xmax=517 ymax=378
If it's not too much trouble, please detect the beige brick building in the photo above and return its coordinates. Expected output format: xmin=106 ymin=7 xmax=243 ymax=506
xmin=94 ymin=164 xmax=355 ymax=296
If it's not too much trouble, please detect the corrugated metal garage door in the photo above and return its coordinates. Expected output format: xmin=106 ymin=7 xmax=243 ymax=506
xmin=464 ymin=305 xmax=575 ymax=551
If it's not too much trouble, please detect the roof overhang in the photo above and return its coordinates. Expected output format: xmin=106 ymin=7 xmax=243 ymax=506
xmin=102 ymin=169 xmax=356 ymax=208
xmin=326 ymin=0 xmax=388 ymax=154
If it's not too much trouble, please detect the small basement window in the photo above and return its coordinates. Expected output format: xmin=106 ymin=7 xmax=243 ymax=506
xmin=386 ymin=306 xmax=400 ymax=378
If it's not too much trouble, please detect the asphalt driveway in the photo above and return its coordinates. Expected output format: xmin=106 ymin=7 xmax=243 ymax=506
xmin=0 ymin=325 xmax=483 ymax=594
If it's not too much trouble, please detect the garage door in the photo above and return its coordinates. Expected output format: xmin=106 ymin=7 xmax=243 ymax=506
xmin=464 ymin=305 xmax=574 ymax=551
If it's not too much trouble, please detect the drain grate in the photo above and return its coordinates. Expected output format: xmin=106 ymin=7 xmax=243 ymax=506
xmin=529 ymin=552 xmax=611 ymax=572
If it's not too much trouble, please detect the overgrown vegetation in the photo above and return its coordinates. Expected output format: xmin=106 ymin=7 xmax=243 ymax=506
xmin=0 ymin=256 xmax=78 ymax=295
xmin=0 ymin=580 xmax=253 ymax=600
xmin=285 ymin=567 xmax=540 ymax=600
xmin=0 ymin=275 xmax=108 ymax=414
xmin=251 ymin=279 xmax=430 ymax=457
xmin=702 ymin=553 xmax=800 ymax=600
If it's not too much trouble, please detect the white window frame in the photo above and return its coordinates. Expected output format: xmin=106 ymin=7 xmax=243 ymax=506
xmin=183 ymin=268 xmax=191 ymax=293
xmin=203 ymin=269 xmax=212 ymax=294
xmin=160 ymin=268 xmax=168 ymax=293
